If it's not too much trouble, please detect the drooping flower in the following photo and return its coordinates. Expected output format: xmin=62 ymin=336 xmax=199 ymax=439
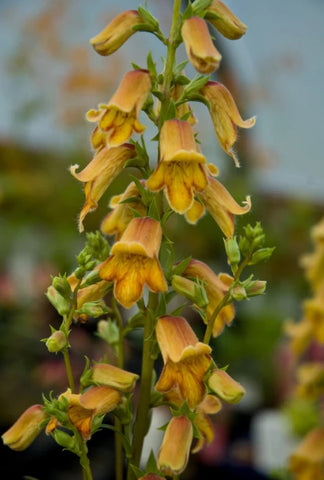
xmin=198 ymin=175 xmax=251 ymax=237
xmin=99 ymin=217 xmax=167 ymax=308
xmin=284 ymin=318 xmax=313 ymax=358
xmin=86 ymin=69 xmax=151 ymax=147
xmin=91 ymin=363 xmax=139 ymax=393
xmin=205 ymin=0 xmax=247 ymax=40
xmin=2 ymin=405 xmax=47 ymax=451
xmin=90 ymin=10 xmax=145 ymax=56
xmin=208 ymin=368 xmax=246 ymax=404
xmin=158 ymin=415 xmax=193 ymax=476
xmin=296 ymin=362 xmax=324 ymax=400
xmin=70 ymin=144 xmax=136 ymax=232
xmin=147 ymin=120 xmax=207 ymax=214
xmin=289 ymin=427 xmax=324 ymax=480
xmin=303 ymin=294 xmax=324 ymax=343
xmin=184 ymin=259 xmax=235 ymax=337
xmin=46 ymin=386 xmax=122 ymax=440
xmin=201 ymin=81 xmax=256 ymax=167
xmin=181 ymin=17 xmax=222 ymax=74
xmin=192 ymin=395 xmax=222 ymax=453
xmin=155 ymin=315 xmax=212 ymax=408
xmin=101 ymin=181 xmax=147 ymax=240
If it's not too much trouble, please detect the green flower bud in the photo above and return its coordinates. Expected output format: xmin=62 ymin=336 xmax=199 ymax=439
xmin=172 ymin=275 xmax=208 ymax=309
xmin=230 ymin=284 xmax=247 ymax=301
xmin=45 ymin=330 xmax=68 ymax=353
xmin=224 ymin=237 xmax=241 ymax=267
xmin=76 ymin=300 xmax=110 ymax=318
xmin=53 ymin=429 xmax=76 ymax=451
xmin=97 ymin=319 xmax=119 ymax=346
xmin=52 ymin=275 xmax=72 ymax=298
xmin=46 ymin=286 xmax=70 ymax=316
xmin=249 ymin=247 xmax=275 ymax=265
xmin=246 ymin=280 xmax=267 ymax=297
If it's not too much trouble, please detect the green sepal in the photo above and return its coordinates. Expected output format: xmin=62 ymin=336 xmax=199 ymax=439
xmin=192 ymin=0 xmax=213 ymax=16
xmin=248 ymin=247 xmax=275 ymax=265
xmin=137 ymin=6 xmax=160 ymax=32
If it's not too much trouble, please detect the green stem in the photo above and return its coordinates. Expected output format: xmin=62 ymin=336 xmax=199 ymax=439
xmin=113 ymin=297 xmax=125 ymax=480
xmin=79 ymin=438 xmax=93 ymax=480
xmin=60 ymin=278 xmax=83 ymax=393
xmin=127 ymin=293 xmax=158 ymax=480
xmin=159 ymin=0 xmax=182 ymax=128
xmin=203 ymin=258 xmax=249 ymax=344
xmin=62 ymin=348 xmax=76 ymax=393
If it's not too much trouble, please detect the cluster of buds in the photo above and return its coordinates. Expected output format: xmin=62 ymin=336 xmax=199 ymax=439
xmin=284 ymin=217 xmax=324 ymax=479
xmin=2 ymin=1 xmax=273 ymax=479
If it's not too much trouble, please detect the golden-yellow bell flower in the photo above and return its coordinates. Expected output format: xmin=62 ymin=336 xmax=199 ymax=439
xmin=192 ymin=395 xmax=222 ymax=453
xmin=101 ymin=181 xmax=147 ymax=240
xmin=304 ymin=296 xmax=324 ymax=343
xmin=155 ymin=315 xmax=212 ymax=408
xmin=205 ymin=0 xmax=247 ymax=40
xmin=296 ymin=362 xmax=324 ymax=400
xmin=147 ymin=120 xmax=207 ymax=214
xmin=2 ymin=405 xmax=47 ymax=451
xmin=90 ymin=10 xmax=145 ymax=56
xmin=70 ymin=144 xmax=136 ymax=232
xmin=284 ymin=319 xmax=313 ymax=358
xmin=99 ymin=217 xmax=167 ymax=308
xmin=201 ymin=81 xmax=256 ymax=167
xmin=184 ymin=259 xmax=235 ymax=337
xmin=46 ymin=387 xmax=122 ymax=440
xmin=289 ymin=427 xmax=324 ymax=480
xmin=181 ymin=17 xmax=222 ymax=74
xmin=198 ymin=175 xmax=251 ymax=237
xmin=86 ymin=69 xmax=151 ymax=147
xmin=158 ymin=415 xmax=193 ymax=476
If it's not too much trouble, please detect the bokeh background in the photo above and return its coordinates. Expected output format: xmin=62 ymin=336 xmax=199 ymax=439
xmin=1 ymin=0 xmax=324 ymax=479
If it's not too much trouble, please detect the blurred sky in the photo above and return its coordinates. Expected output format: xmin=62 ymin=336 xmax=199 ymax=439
xmin=0 ymin=0 xmax=324 ymax=201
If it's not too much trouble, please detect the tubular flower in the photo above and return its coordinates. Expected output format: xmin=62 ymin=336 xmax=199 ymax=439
xmin=201 ymin=81 xmax=256 ymax=167
xmin=99 ymin=217 xmax=167 ymax=308
xmin=70 ymin=144 xmax=136 ymax=232
xmin=46 ymin=387 xmax=122 ymax=440
xmin=91 ymin=363 xmax=139 ymax=393
xmin=289 ymin=427 xmax=324 ymax=480
xmin=208 ymin=368 xmax=246 ymax=404
xmin=86 ymin=70 xmax=151 ymax=147
xmin=296 ymin=362 xmax=324 ymax=400
xmin=101 ymin=181 xmax=147 ymax=240
xmin=90 ymin=10 xmax=145 ymax=56
xmin=147 ymin=120 xmax=207 ymax=214
xmin=205 ymin=0 xmax=247 ymax=40
xmin=303 ymin=295 xmax=324 ymax=343
xmin=284 ymin=319 xmax=313 ymax=358
xmin=155 ymin=315 xmax=212 ymax=408
xmin=192 ymin=395 xmax=222 ymax=453
xmin=198 ymin=175 xmax=251 ymax=237
xmin=181 ymin=17 xmax=222 ymax=74
xmin=2 ymin=405 xmax=47 ymax=451
xmin=158 ymin=415 xmax=193 ymax=476
xmin=184 ymin=259 xmax=235 ymax=337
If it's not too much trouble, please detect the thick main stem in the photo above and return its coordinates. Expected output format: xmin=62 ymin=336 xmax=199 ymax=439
xmin=113 ymin=298 xmax=125 ymax=480
xmin=127 ymin=293 xmax=158 ymax=480
xmin=159 ymin=0 xmax=182 ymax=129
